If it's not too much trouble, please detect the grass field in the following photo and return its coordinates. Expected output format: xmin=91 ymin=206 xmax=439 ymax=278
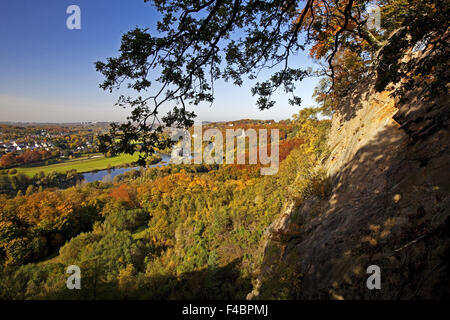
xmin=16 ymin=153 xmax=140 ymax=177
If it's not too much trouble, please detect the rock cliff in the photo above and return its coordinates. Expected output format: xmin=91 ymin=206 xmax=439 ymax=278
xmin=249 ymin=53 xmax=449 ymax=299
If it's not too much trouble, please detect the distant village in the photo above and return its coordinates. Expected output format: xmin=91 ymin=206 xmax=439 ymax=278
xmin=0 ymin=140 xmax=54 ymax=153
xmin=0 ymin=129 xmax=95 ymax=155
xmin=0 ymin=140 xmax=95 ymax=154
xmin=0 ymin=124 xmax=102 ymax=168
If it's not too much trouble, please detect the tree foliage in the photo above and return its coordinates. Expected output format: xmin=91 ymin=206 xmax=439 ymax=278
xmin=0 ymin=117 xmax=331 ymax=299
xmin=95 ymin=0 xmax=403 ymax=160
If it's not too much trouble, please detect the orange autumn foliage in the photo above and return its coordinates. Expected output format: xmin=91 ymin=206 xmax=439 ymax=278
xmin=110 ymin=184 xmax=132 ymax=203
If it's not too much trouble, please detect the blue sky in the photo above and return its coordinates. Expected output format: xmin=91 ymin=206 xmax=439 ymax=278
xmin=0 ymin=0 xmax=320 ymax=123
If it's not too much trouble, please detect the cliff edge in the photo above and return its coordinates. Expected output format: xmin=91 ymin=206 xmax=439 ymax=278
xmin=249 ymin=49 xmax=450 ymax=299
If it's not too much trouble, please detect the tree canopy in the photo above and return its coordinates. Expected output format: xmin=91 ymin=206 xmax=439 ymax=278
xmin=96 ymin=0 xmax=449 ymax=162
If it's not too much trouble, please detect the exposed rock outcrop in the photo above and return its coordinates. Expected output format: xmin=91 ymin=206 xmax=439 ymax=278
xmin=249 ymin=58 xmax=449 ymax=299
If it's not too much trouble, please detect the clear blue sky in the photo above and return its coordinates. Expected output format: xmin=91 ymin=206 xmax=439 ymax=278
xmin=0 ymin=0 xmax=320 ymax=123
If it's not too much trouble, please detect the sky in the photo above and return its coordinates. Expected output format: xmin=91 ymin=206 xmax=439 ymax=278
xmin=0 ymin=0 xmax=321 ymax=123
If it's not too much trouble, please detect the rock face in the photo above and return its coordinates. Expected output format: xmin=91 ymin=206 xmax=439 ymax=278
xmin=249 ymin=72 xmax=449 ymax=299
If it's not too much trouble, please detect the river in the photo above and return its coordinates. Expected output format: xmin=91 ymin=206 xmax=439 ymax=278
xmin=81 ymin=154 xmax=171 ymax=183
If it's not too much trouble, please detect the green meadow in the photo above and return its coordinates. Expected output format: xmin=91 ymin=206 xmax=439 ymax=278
xmin=15 ymin=153 xmax=139 ymax=177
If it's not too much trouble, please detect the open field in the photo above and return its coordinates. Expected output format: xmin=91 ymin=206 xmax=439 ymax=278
xmin=15 ymin=153 xmax=139 ymax=177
